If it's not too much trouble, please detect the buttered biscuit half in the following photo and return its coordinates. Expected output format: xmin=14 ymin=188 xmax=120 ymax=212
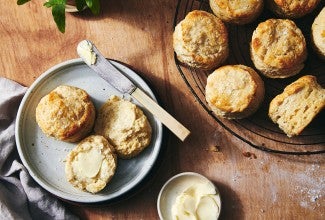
xmin=65 ymin=135 xmax=117 ymax=193
xmin=94 ymin=96 xmax=152 ymax=159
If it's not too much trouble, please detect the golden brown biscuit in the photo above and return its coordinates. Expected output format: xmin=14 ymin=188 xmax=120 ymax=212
xmin=209 ymin=0 xmax=264 ymax=24
xmin=65 ymin=135 xmax=117 ymax=193
xmin=35 ymin=85 xmax=95 ymax=142
xmin=173 ymin=10 xmax=229 ymax=70
xmin=250 ymin=19 xmax=307 ymax=78
xmin=311 ymin=7 xmax=325 ymax=60
xmin=205 ymin=65 xmax=265 ymax=119
xmin=269 ymin=75 xmax=325 ymax=137
xmin=267 ymin=0 xmax=320 ymax=18
xmin=94 ymin=96 xmax=152 ymax=159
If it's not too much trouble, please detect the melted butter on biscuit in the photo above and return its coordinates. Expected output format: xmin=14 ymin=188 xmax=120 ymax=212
xmin=72 ymin=147 xmax=104 ymax=178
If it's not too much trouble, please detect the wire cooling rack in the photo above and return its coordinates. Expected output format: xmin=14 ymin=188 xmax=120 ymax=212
xmin=173 ymin=0 xmax=325 ymax=155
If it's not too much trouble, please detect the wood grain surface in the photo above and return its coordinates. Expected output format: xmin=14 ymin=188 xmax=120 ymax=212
xmin=1 ymin=0 xmax=324 ymax=219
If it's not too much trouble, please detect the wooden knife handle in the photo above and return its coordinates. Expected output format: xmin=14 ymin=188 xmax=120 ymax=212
xmin=132 ymin=88 xmax=190 ymax=141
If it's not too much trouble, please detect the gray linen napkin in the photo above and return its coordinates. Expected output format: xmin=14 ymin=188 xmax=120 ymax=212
xmin=0 ymin=77 xmax=78 ymax=220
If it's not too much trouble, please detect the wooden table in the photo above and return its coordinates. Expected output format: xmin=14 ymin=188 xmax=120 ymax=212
xmin=1 ymin=0 xmax=324 ymax=219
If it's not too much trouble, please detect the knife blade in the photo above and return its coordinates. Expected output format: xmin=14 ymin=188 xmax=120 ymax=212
xmin=77 ymin=40 xmax=190 ymax=141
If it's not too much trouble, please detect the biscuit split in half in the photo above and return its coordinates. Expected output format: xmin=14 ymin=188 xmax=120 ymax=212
xmin=65 ymin=135 xmax=117 ymax=193
xmin=173 ymin=10 xmax=229 ymax=70
xmin=94 ymin=96 xmax=152 ymax=159
xmin=35 ymin=85 xmax=95 ymax=142
xmin=206 ymin=65 xmax=265 ymax=119
xmin=269 ymin=75 xmax=325 ymax=137
xmin=250 ymin=19 xmax=307 ymax=78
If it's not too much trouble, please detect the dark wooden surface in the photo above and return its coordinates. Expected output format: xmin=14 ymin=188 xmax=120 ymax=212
xmin=1 ymin=0 xmax=324 ymax=219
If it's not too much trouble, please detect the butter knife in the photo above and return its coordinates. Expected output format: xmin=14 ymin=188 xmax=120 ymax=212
xmin=77 ymin=40 xmax=190 ymax=141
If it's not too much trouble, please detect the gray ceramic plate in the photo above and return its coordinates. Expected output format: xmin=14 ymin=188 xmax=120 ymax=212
xmin=15 ymin=58 xmax=163 ymax=203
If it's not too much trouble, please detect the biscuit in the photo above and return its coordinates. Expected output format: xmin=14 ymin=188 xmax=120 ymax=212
xmin=65 ymin=135 xmax=117 ymax=193
xmin=209 ymin=0 xmax=264 ymax=24
xmin=94 ymin=96 xmax=152 ymax=159
xmin=250 ymin=19 xmax=307 ymax=78
xmin=269 ymin=75 xmax=325 ymax=137
xmin=205 ymin=65 xmax=265 ymax=119
xmin=173 ymin=10 xmax=229 ymax=70
xmin=311 ymin=7 xmax=325 ymax=60
xmin=267 ymin=0 xmax=320 ymax=18
xmin=35 ymin=85 xmax=95 ymax=142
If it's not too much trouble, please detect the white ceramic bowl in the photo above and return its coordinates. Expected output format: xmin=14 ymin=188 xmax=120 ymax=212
xmin=15 ymin=58 xmax=163 ymax=203
xmin=157 ymin=172 xmax=221 ymax=220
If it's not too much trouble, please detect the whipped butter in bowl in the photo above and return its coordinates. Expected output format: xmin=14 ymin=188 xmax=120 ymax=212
xmin=157 ymin=172 xmax=221 ymax=220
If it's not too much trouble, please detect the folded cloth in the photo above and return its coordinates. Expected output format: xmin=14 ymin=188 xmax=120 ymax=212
xmin=0 ymin=77 xmax=78 ymax=220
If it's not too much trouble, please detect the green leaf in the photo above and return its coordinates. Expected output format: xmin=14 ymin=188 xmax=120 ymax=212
xmin=17 ymin=0 xmax=31 ymax=5
xmin=75 ymin=0 xmax=87 ymax=11
xmin=44 ymin=0 xmax=66 ymax=33
xmin=43 ymin=0 xmax=66 ymax=8
xmin=85 ymin=0 xmax=100 ymax=15
xmin=52 ymin=4 xmax=66 ymax=33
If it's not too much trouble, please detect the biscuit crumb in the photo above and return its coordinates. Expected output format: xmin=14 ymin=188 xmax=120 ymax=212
xmin=206 ymin=145 xmax=220 ymax=152
xmin=242 ymin=151 xmax=257 ymax=159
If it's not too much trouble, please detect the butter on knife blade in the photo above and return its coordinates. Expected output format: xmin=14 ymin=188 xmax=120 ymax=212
xmin=77 ymin=40 xmax=190 ymax=141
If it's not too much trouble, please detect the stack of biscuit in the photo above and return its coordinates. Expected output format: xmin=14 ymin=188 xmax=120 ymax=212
xmin=36 ymin=85 xmax=152 ymax=193
xmin=173 ymin=1 xmax=324 ymax=137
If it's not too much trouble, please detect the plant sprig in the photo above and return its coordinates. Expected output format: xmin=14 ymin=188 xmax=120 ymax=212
xmin=17 ymin=0 xmax=100 ymax=33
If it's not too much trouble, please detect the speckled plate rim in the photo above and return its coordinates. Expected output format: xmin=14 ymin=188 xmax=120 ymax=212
xmin=15 ymin=58 xmax=163 ymax=203
xmin=157 ymin=172 xmax=222 ymax=220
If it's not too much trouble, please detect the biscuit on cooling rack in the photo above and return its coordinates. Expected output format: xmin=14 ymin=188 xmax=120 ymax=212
xmin=250 ymin=19 xmax=307 ymax=78
xmin=267 ymin=0 xmax=320 ymax=18
xmin=269 ymin=75 xmax=325 ymax=137
xmin=209 ymin=0 xmax=264 ymax=24
xmin=206 ymin=65 xmax=265 ymax=119
xmin=35 ymin=85 xmax=95 ymax=142
xmin=311 ymin=7 xmax=325 ymax=60
xmin=94 ymin=96 xmax=152 ymax=159
xmin=65 ymin=135 xmax=117 ymax=193
xmin=173 ymin=10 xmax=229 ymax=70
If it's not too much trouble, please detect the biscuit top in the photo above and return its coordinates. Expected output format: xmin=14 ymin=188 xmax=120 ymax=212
xmin=271 ymin=0 xmax=320 ymax=18
xmin=206 ymin=65 xmax=258 ymax=113
xmin=312 ymin=7 xmax=325 ymax=56
xmin=210 ymin=0 xmax=263 ymax=23
xmin=36 ymin=85 xmax=95 ymax=141
xmin=173 ymin=10 xmax=228 ymax=68
xmin=251 ymin=19 xmax=306 ymax=69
